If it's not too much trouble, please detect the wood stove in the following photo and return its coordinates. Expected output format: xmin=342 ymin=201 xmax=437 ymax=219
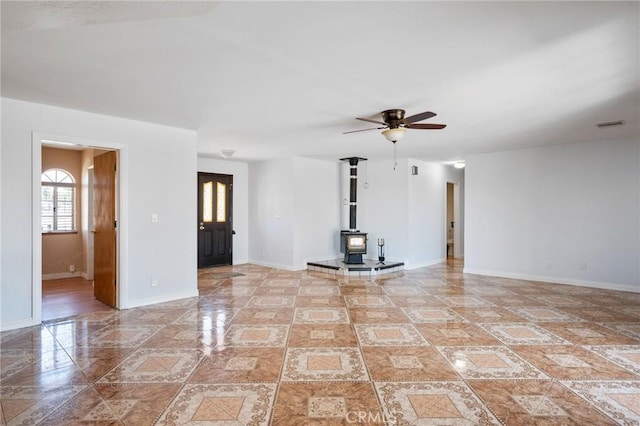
xmin=340 ymin=157 xmax=367 ymax=264
xmin=341 ymin=231 xmax=367 ymax=264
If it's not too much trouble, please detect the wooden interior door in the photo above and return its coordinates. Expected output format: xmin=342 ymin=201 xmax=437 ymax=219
xmin=198 ymin=173 xmax=233 ymax=268
xmin=93 ymin=151 xmax=117 ymax=307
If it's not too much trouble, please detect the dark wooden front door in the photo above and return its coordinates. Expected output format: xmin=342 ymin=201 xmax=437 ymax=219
xmin=93 ymin=151 xmax=117 ymax=307
xmin=197 ymin=173 xmax=233 ymax=268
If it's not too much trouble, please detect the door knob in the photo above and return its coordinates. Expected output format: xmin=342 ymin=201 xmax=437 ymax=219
xmin=199 ymin=226 xmax=204 ymax=230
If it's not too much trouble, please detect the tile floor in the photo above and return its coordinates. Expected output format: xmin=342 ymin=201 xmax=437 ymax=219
xmin=1 ymin=260 xmax=639 ymax=425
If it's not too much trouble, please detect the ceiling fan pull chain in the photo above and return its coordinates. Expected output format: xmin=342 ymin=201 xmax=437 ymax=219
xmin=393 ymin=141 xmax=397 ymax=170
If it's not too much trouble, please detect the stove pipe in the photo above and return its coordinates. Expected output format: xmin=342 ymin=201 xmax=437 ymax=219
xmin=340 ymin=157 xmax=367 ymax=231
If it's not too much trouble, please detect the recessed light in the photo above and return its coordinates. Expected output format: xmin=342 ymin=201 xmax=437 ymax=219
xmin=453 ymin=162 xmax=465 ymax=169
xmin=597 ymin=120 xmax=625 ymax=128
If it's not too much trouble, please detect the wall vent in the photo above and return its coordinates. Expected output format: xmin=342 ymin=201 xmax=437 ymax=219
xmin=597 ymin=120 xmax=625 ymax=128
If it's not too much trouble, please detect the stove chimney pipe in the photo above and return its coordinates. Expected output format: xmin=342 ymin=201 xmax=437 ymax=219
xmin=340 ymin=157 xmax=367 ymax=231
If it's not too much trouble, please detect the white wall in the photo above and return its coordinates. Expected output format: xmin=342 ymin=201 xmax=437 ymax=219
xmin=1 ymin=98 xmax=198 ymax=330
xmin=245 ymin=156 xmax=450 ymax=270
xmin=408 ymin=160 xmax=447 ymax=268
xmin=293 ymin=157 xmax=340 ymax=266
xmin=465 ymin=137 xmax=639 ymax=292
xmin=359 ymin=159 xmax=410 ymax=263
xmin=248 ymin=158 xmax=295 ymax=269
xmin=197 ymin=157 xmax=249 ymax=264
xmin=359 ymin=158 xmax=448 ymax=269
xmin=248 ymin=157 xmax=341 ymax=270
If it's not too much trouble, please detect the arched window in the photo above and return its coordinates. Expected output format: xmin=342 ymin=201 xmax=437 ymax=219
xmin=41 ymin=169 xmax=76 ymax=232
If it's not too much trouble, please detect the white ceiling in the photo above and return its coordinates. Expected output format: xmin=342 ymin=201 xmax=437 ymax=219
xmin=2 ymin=1 xmax=638 ymax=163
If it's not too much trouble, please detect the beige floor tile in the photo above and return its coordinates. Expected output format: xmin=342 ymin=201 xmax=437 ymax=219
xmin=539 ymin=322 xmax=639 ymax=345
xmin=272 ymin=382 xmax=383 ymax=425
xmin=437 ymin=345 xmax=548 ymax=379
xmin=355 ymin=323 xmax=429 ymax=346
xmin=469 ymin=380 xmax=617 ymax=425
xmin=362 ymin=346 xmax=459 ymax=381
xmin=288 ymin=324 xmax=358 ymax=347
xmin=97 ymin=348 xmax=205 ymax=383
xmin=189 ymin=347 xmax=284 ymax=383
xmin=156 ymin=383 xmax=276 ymax=425
xmin=512 ymin=344 xmax=639 ymax=380
xmin=281 ymin=347 xmax=369 ymax=381
xmin=416 ymin=323 xmax=502 ymax=346
xmin=562 ymin=380 xmax=640 ymax=425
xmin=231 ymin=307 xmax=294 ymax=324
xmin=348 ymin=307 xmax=411 ymax=324
xmin=2 ymin=260 xmax=639 ymax=425
xmin=586 ymin=345 xmax=640 ymax=375
xmin=375 ymin=381 xmax=501 ymax=425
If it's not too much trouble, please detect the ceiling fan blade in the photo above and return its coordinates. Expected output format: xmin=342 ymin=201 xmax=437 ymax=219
xmin=405 ymin=123 xmax=447 ymax=130
xmin=402 ymin=111 xmax=436 ymax=124
xmin=343 ymin=126 xmax=386 ymax=134
xmin=356 ymin=117 xmax=387 ymax=126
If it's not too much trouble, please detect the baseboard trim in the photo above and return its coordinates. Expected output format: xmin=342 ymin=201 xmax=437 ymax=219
xmin=405 ymin=258 xmax=446 ymax=270
xmin=0 ymin=317 xmax=40 ymax=332
xmin=247 ymin=259 xmax=304 ymax=271
xmin=463 ymin=268 xmax=640 ymax=293
xmin=42 ymin=271 xmax=86 ymax=280
xmin=125 ymin=290 xmax=200 ymax=310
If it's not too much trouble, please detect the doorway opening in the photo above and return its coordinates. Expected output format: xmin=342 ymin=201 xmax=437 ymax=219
xmin=33 ymin=134 xmax=124 ymax=323
xmin=446 ymin=183 xmax=455 ymax=258
xmin=445 ymin=181 xmax=463 ymax=259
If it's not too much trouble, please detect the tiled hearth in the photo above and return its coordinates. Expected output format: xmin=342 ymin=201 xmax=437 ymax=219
xmin=307 ymin=258 xmax=404 ymax=276
xmin=1 ymin=259 xmax=639 ymax=425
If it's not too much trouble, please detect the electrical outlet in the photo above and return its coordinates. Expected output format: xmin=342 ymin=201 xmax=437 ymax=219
xmin=545 ymin=262 xmax=552 ymax=270
xmin=151 ymin=278 xmax=158 ymax=287
xmin=69 ymin=264 xmax=75 ymax=273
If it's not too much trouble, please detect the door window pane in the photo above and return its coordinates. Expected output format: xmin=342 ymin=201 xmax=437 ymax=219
xmin=203 ymin=181 xmax=213 ymax=223
xmin=216 ymin=182 xmax=226 ymax=223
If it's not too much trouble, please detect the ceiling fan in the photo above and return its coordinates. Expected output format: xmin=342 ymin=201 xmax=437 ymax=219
xmin=344 ymin=109 xmax=446 ymax=142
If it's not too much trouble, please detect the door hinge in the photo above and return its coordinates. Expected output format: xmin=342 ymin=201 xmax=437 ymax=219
xmin=114 ymin=220 xmax=117 ymax=228
xmin=113 ymin=278 xmax=116 ymax=286
xmin=114 ymin=163 xmax=117 ymax=172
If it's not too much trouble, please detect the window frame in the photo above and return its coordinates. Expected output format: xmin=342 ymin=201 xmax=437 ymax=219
xmin=41 ymin=168 xmax=77 ymax=234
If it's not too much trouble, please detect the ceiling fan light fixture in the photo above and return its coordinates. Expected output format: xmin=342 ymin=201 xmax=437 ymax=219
xmin=381 ymin=127 xmax=406 ymax=142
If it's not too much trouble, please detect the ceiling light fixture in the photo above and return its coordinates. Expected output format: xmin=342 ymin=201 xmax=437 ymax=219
xmin=220 ymin=149 xmax=235 ymax=159
xmin=381 ymin=127 xmax=406 ymax=142
xmin=381 ymin=128 xmax=407 ymax=171
xmin=453 ymin=162 xmax=465 ymax=169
